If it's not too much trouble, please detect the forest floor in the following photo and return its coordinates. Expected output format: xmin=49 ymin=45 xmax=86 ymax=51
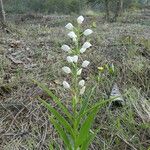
xmin=0 ymin=9 xmax=150 ymax=150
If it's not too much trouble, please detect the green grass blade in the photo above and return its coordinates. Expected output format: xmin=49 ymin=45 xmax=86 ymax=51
xmin=33 ymin=79 xmax=73 ymax=121
xmin=40 ymin=98 xmax=75 ymax=139
xmin=49 ymin=144 xmax=54 ymax=150
xmin=49 ymin=116 xmax=72 ymax=150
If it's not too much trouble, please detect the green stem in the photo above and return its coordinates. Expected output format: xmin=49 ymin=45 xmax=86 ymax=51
xmin=72 ymin=25 xmax=81 ymax=150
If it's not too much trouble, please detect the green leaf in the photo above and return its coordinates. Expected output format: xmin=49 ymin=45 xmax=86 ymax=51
xmin=40 ymin=98 xmax=75 ymax=140
xmin=80 ymin=86 xmax=96 ymax=116
xmin=82 ymin=96 xmax=117 ymax=117
xmin=92 ymin=22 xmax=97 ymax=28
xmin=80 ymin=128 xmax=100 ymax=150
xmin=83 ymin=99 xmax=108 ymax=115
xmin=76 ymin=86 xmax=96 ymax=128
xmin=33 ymin=79 xmax=73 ymax=121
xmin=76 ymin=106 xmax=99 ymax=147
xmin=76 ymin=98 xmax=113 ymax=147
xmin=49 ymin=116 xmax=72 ymax=150
xmin=76 ymin=99 xmax=109 ymax=130
xmin=49 ymin=144 xmax=54 ymax=150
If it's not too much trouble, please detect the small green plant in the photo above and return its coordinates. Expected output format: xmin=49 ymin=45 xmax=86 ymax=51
xmin=34 ymin=16 xmax=111 ymax=150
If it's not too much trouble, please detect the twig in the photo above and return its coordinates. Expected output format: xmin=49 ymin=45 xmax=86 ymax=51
xmin=116 ymin=134 xmax=138 ymax=150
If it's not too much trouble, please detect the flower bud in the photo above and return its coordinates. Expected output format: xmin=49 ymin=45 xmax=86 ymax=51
xmin=68 ymin=31 xmax=77 ymax=39
xmin=83 ymin=29 xmax=93 ymax=36
xmin=61 ymin=45 xmax=71 ymax=52
xmin=98 ymin=67 xmax=104 ymax=72
xmin=63 ymin=81 xmax=70 ymax=89
xmin=77 ymin=16 xmax=84 ymax=24
xmin=62 ymin=66 xmax=71 ymax=74
xmin=65 ymin=23 xmax=74 ymax=30
xmin=82 ymin=42 xmax=92 ymax=49
xmin=77 ymin=68 xmax=82 ymax=75
xmin=82 ymin=60 xmax=90 ymax=68
xmin=79 ymin=80 xmax=85 ymax=87
xmin=73 ymin=37 xmax=77 ymax=42
xmin=80 ymin=48 xmax=86 ymax=54
xmin=80 ymin=86 xmax=86 ymax=95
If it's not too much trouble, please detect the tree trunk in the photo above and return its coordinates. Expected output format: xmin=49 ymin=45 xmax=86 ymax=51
xmin=104 ymin=0 xmax=110 ymax=21
xmin=120 ymin=0 xmax=123 ymax=13
xmin=146 ymin=0 xmax=148 ymax=5
xmin=0 ymin=0 xmax=6 ymax=24
xmin=114 ymin=0 xmax=124 ymax=22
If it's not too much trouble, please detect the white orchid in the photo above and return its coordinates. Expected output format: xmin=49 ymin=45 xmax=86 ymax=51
xmin=80 ymin=48 xmax=86 ymax=53
xmin=66 ymin=56 xmax=74 ymax=63
xmin=68 ymin=31 xmax=77 ymax=39
xmin=61 ymin=45 xmax=71 ymax=52
xmin=80 ymin=86 xmax=86 ymax=95
xmin=62 ymin=66 xmax=71 ymax=74
xmin=66 ymin=55 xmax=78 ymax=63
xmin=77 ymin=68 xmax=82 ymax=75
xmin=82 ymin=42 xmax=92 ymax=49
xmin=72 ymin=55 xmax=78 ymax=63
xmin=79 ymin=80 xmax=85 ymax=87
xmin=48 ymin=14 xmax=98 ymax=150
xmin=83 ymin=29 xmax=93 ymax=36
xmin=63 ymin=81 xmax=70 ymax=89
xmin=65 ymin=23 xmax=74 ymax=30
xmin=77 ymin=16 xmax=84 ymax=24
xmin=82 ymin=60 xmax=90 ymax=68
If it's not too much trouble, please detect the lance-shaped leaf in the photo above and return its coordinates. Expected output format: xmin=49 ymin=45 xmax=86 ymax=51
xmin=76 ymin=86 xmax=96 ymax=128
xmin=80 ymin=128 xmax=100 ymax=150
xmin=76 ymin=99 xmax=110 ymax=130
xmin=41 ymin=98 xmax=75 ymax=140
xmin=49 ymin=116 xmax=72 ymax=150
xmin=33 ymin=80 xmax=73 ymax=121
xmin=76 ymin=105 xmax=99 ymax=147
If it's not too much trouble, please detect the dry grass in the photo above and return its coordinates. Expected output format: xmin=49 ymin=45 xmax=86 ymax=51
xmin=0 ymin=12 xmax=150 ymax=150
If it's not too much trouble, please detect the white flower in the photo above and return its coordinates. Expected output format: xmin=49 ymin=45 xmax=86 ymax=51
xmin=66 ymin=56 xmax=73 ymax=63
xmin=65 ymin=23 xmax=74 ymax=30
xmin=83 ymin=29 xmax=93 ymax=36
xmin=80 ymin=48 xmax=86 ymax=53
xmin=72 ymin=55 xmax=78 ymax=63
xmin=61 ymin=45 xmax=71 ymax=52
xmin=66 ymin=55 xmax=78 ymax=63
xmin=77 ymin=68 xmax=82 ymax=75
xmin=79 ymin=80 xmax=85 ymax=87
xmin=63 ymin=81 xmax=70 ymax=89
xmin=73 ymin=37 xmax=77 ymax=42
xmin=80 ymin=86 xmax=86 ymax=95
xmin=68 ymin=31 xmax=77 ymax=39
xmin=82 ymin=42 xmax=92 ymax=49
xmin=82 ymin=60 xmax=90 ymax=68
xmin=77 ymin=16 xmax=84 ymax=24
xmin=62 ymin=66 xmax=71 ymax=74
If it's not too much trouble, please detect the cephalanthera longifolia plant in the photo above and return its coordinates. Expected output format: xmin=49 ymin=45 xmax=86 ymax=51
xmin=34 ymin=16 xmax=110 ymax=150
